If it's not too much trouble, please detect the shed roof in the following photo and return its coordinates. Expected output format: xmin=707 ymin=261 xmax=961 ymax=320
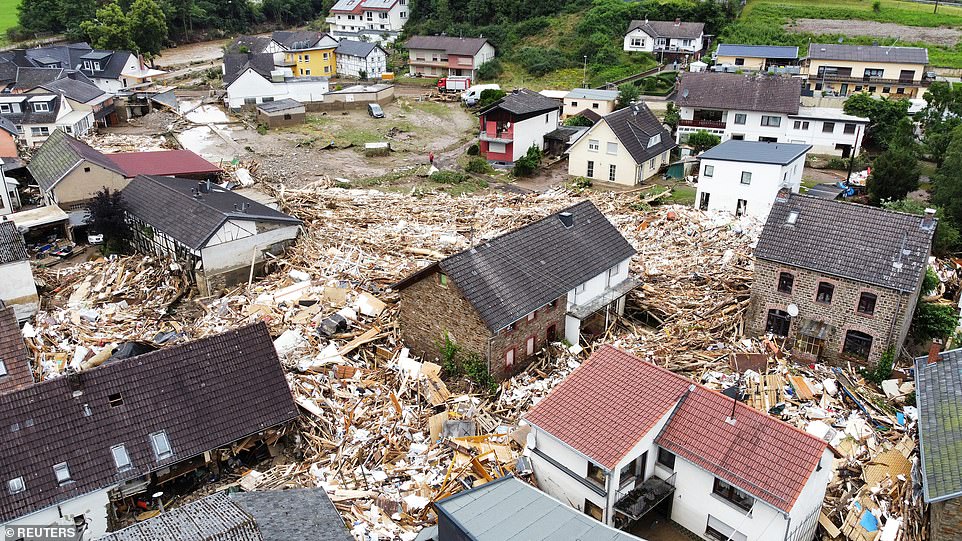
xmin=915 ymin=349 xmax=962 ymax=502
xmin=716 ymin=44 xmax=799 ymax=59
xmin=565 ymin=88 xmax=619 ymax=101
xmin=257 ymin=98 xmax=305 ymax=114
xmin=334 ymin=39 xmax=383 ymax=58
xmin=698 ymin=140 xmax=811 ymax=165
xmin=807 ymin=43 xmax=928 ymax=65
xmin=676 ymin=72 xmax=801 ymax=114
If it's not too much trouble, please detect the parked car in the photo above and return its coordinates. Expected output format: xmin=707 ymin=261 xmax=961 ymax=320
xmin=88 ymin=232 xmax=104 ymax=245
xmin=368 ymin=103 xmax=385 ymax=118
xmin=462 ymin=84 xmax=500 ymax=106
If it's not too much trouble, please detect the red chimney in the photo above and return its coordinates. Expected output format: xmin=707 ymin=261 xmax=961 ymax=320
xmin=928 ymin=339 xmax=943 ymax=364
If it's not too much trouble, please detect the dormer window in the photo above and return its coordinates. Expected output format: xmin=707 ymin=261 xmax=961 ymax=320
xmin=33 ymin=102 xmax=49 ymax=113
xmin=786 ymin=211 xmax=799 ymax=225
xmin=8 ymin=476 xmax=24 ymax=494
xmin=83 ymin=60 xmax=92 ymax=70
xmin=94 ymin=62 xmax=101 ymax=71
xmin=647 ymin=133 xmax=661 ymax=148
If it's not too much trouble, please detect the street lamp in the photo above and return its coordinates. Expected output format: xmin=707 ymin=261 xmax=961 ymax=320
xmin=583 ymin=55 xmax=588 ymax=88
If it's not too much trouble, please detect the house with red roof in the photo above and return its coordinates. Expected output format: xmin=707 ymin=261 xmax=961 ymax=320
xmin=523 ymin=345 xmax=833 ymax=541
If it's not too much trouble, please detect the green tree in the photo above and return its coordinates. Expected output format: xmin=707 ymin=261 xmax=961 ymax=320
xmin=477 ymin=89 xmax=506 ymax=109
xmin=920 ymin=81 xmax=962 ymax=165
xmin=843 ymin=93 xmax=911 ymax=149
xmin=85 ymin=188 xmax=131 ymax=254
xmin=867 ymin=145 xmax=920 ymax=203
xmin=564 ymin=115 xmax=594 ymax=127
xmin=883 ymin=199 xmax=960 ymax=256
xmin=664 ymin=102 xmax=680 ymax=131
xmin=18 ymin=0 xmax=62 ymax=33
xmin=932 ymin=126 xmax=962 ymax=233
xmin=512 ymin=145 xmax=543 ymax=177
xmin=616 ymin=83 xmax=640 ymax=108
xmin=81 ymin=1 xmax=135 ymax=52
xmin=476 ymin=58 xmax=503 ymax=81
xmin=129 ymin=0 xmax=168 ymax=56
xmin=687 ymin=130 xmax=721 ymax=153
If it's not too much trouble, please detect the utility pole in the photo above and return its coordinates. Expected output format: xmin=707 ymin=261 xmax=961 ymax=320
xmin=935 ymin=0 xmax=940 ymax=14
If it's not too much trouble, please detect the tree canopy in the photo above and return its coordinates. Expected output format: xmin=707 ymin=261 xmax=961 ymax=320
xmin=843 ymin=93 xmax=911 ymax=149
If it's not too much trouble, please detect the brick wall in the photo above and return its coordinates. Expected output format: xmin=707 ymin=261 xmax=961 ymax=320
xmin=931 ymin=498 xmax=962 ymax=541
xmin=487 ymin=295 xmax=566 ymax=381
xmin=746 ymin=259 xmax=918 ymax=365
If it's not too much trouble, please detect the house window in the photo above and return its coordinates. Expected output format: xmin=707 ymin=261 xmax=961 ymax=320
xmin=734 ymin=58 xmax=745 ymax=66
xmin=736 ymin=199 xmax=747 ymax=216
xmin=797 ymin=334 xmax=824 ymax=357
xmin=0 ymin=360 xmax=5 ymax=376
xmin=526 ymin=336 xmax=535 ymax=355
xmin=706 ymin=515 xmax=748 ymax=541
xmin=592 ymin=102 xmax=599 ymax=109
xmin=586 ymin=160 xmax=594 ymax=178
xmin=571 ymin=101 xmax=579 ymax=108
xmin=607 ymin=262 xmax=621 ymax=286
xmin=527 ymin=311 xmax=536 ymax=322
xmin=244 ymin=98 xmax=257 ymax=105
xmin=882 ymin=87 xmax=891 ymax=94
xmin=733 ymin=113 xmax=746 ymax=125
xmin=304 ymin=54 xmax=310 ymax=62
xmin=575 ymin=283 xmax=586 ymax=295
xmin=816 ymin=282 xmax=834 ymax=303
xmin=712 ymin=478 xmax=754 ymax=512
xmin=869 ymin=86 xmax=877 ymax=93
xmin=630 ymin=38 xmax=644 ymax=48
xmin=844 ymin=123 xmax=857 ymax=134
xmin=896 ymin=87 xmax=905 ymax=95
xmin=699 ymin=192 xmax=710 ymax=211
xmin=30 ymin=127 xmax=49 ymax=137
xmin=438 ymin=273 xmax=448 ymax=288
xmin=858 ymin=292 xmax=877 ymax=315
xmin=740 ymin=172 xmax=751 ymax=185
xmin=323 ymin=52 xmax=330 ymax=60
xmin=864 ymin=68 xmax=884 ymax=78
xmin=765 ymin=309 xmax=791 ymax=337
xmin=84 ymin=167 xmax=91 ymax=173
xmin=505 ymin=348 xmax=515 ymax=367
xmin=793 ymin=120 xmax=809 ymax=130
xmin=704 ymin=164 xmax=714 ymax=177
xmin=111 ymin=444 xmax=132 ymax=471
xmin=8 ymin=476 xmax=24 ymax=494
xmin=843 ymin=330 xmax=873 ymax=359
xmin=262 ymin=97 xmax=274 ymax=102
xmin=823 ymin=122 xmax=835 ymax=133
xmin=649 ymin=157 xmax=655 ymax=169
xmin=0 ymin=104 xmax=9 ymax=113
xmin=151 ymin=431 xmax=173 ymax=460
xmin=777 ymin=272 xmax=794 ymax=293
xmin=657 ymin=447 xmax=675 ymax=470
xmin=53 ymin=462 xmax=71 ymax=485
xmin=609 ymin=164 xmax=616 ymax=182
xmin=83 ymin=60 xmax=92 ymax=70
xmin=585 ymin=499 xmax=604 ymax=521
xmin=619 ymin=457 xmax=637 ymax=486
xmin=588 ymin=139 xmax=599 ymax=152
xmin=587 ymin=462 xmax=605 ymax=486
xmin=606 ymin=142 xmax=617 ymax=155
xmin=108 ymin=393 xmax=123 ymax=407
xmin=760 ymin=115 xmax=780 ymax=127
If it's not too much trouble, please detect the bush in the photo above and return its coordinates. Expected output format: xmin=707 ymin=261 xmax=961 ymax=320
xmin=861 ymin=346 xmax=895 ymax=385
xmin=912 ymin=302 xmax=960 ymax=342
xmin=571 ymin=177 xmax=592 ymax=189
xmin=462 ymin=352 xmax=497 ymax=394
xmin=872 ymin=1 xmax=881 ymax=13
xmin=688 ymin=130 xmax=721 ymax=153
xmin=256 ymin=123 xmax=269 ymax=135
xmin=466 ymin=143 xmax=480 ymax=156
xmin=477 ymin=89 xmax=506 ymax=109
xmin=437 ymin=332 xmax=460 ymax=376
xmin=465 ymin=156 xmax=493 ymax=174
xmin=431 ymin=170 xmax=470 ymax=184
xmin=516 ymin=47 xmax=566 ymax=77
xmin=476 ymin=58 xmax=503 ymax=81
xmin=564 ymin=115 xmax=594 ymax=127
xmin=513 ymin=145 xmax=543 ymax=177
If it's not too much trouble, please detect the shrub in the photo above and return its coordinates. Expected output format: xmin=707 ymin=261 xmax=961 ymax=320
xmin=912 ymin=302 xmax=960 ymax=341
xmin=571 ymin=177 xmax=592 ymax=189
xmin=564 ymin=115 xmax=594 ymax=127
xmin=465 ymin=157 xmax=493 ymax=174
xmin=436 ymin=332 xmax=460 ymax=376
xmin=477 ymin=89 xmax=506 ymax=109
xmin=861 ymin=346 xmax=895 ymax=385
xmin=466 ymin=143 xmax=480 ymax=156
xmin=872 ymin=1 xmax=881 ymax=13
xmin=432 ymin=170 xmax=470 ymax=184
xmin=516 ymin=47 xmax=566 ymax=77
xmin=462 ymin=352 xmax=498 ymax=394
xmin=476 ymin=58 xmax=503 ymax=81
xmin=513 ymin=145 xmax=543 ymax=177
xmin=688 ymin=130 xmax=721 ymax=153
xmin=256 ymin=123 xmax=269 ymax=135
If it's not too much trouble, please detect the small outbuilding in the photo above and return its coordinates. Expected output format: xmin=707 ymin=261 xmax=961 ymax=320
xmin=321 ymin=84 xmax=395 ymax=111
xmin=256 ymin=99 xmax=306 ymax=128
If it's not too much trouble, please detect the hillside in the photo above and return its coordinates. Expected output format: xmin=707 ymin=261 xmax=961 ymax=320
xmin=0 ymin=0 xmax=20 ymax=44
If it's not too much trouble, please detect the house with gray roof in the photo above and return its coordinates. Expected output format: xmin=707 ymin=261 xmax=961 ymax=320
xmin=405 ymin=36 xmax=495 ymax=79
xmin=0 ymin=218 xmax=38 ymax=321
xmin=624 ymin=18 xmax=705 ymax=59
xmin=0 ymin=92 xmax=95 ymax=148
xmin=747 ymin=193 xmax=935 ymax=365
xmin=566 ymin=102 xmax=676 ymax=186
xmin=803 ymin=43 xmax=931 ymax=99
xmin=222 ymin=52 xmax=330 ymax=110
xmin=562 ymin=88 xmax=619 ymax=120
xmin=31 ymin=77 xmax=116 ymax=127
xmin=327 ymin=0 xmax=409 ymax=43
xmin=477 ymin=89 xmax=560 ymax=164
xmin=395 ymin=200 xmax=638 ymax=380
xmin=3 ymin=43 xmax=160 ymax=94
xmin=915 ymin=345 xmax=962 ymax=541
xmin=694 ymin=140 xmax=811 ymax=220
xmin=122 ymin=175 xmax=302 ymax=295
xmin=334 ymin=39 xmax=387 ymax=78
xmin=715 ymin=44 xmax=799 ymax=72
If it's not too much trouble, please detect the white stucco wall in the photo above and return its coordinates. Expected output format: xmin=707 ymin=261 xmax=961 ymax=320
xmin=528 ymin=426 xmax=610 ymax=519
xmin=510 ymin=110 xmax=559 ymax=162
xmin=563 ymin=257 xmax=630 ymax=344
xmin=567 ymin=120 xmax=670 ymax=185
xmin=226 ymin=70 xmax=329 ymax=108
xmin=623 ymin=29 xmax=656 ymax=53
xmin=562 ymin=98 xmax=615 ymax=119
xmin=695 ymin=154 xmax=805 ymax=220
xmin=201 ymin=221 xmax=300 ymax=273
xmin=0 ymin=260 xmax=39 ymax=321
xmin=336 ymin=50 xmax=388 ymax=78
xmin=3 ymin=488 xmax=111 ymax=540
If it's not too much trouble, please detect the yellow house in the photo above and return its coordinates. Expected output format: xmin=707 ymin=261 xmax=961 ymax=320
xmin=277 ymin=31 xmax=339 ymax=77
xmin=803 ymin=43 xmax=931 ymax=99
xmin=714 ymin=44 xmax=799 ymax=72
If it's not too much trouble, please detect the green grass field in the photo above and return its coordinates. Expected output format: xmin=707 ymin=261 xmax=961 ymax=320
xmin=0 ymin=0 xmax=19 ymax=45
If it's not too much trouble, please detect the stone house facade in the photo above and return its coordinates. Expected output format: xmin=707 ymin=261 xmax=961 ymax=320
xmin=930 ymin=498 xmax=962 ymax=541
xmin=748 ymin=193 xmax=933 ymax=366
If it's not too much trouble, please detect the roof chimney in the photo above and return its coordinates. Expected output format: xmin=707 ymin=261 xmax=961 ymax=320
xmin=922 ymin=207 xmax=937 ymax=230
xmin=674 ymin=18 xmax=681 ymax=26
xmin=558 ymin=212 xmax=574 ymax=228
xmin=929 ymin=339 xmax=943 ymax=364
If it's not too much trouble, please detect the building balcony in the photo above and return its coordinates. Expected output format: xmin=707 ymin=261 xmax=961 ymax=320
xmin=325 ymin=16 xmax=336 ymax=24
xmin=276 ymin=58 xmax=296 ymax=67
xmin=568 ymin=277 xmax=641 ymax=321
xmin=614 ymin=472 xmax=677 ymax=522
xmin=679 ymin=119 xmax=726 ymax=129
xmin=410 ymin=59 xmax=449 ymax=68
xmin=653 ymin=45 xmax=699 ymax=53
xmin=479 ymin=130 xmax=513 ymax=143
xmin=808 ymin=73 xmax=929 ymax=87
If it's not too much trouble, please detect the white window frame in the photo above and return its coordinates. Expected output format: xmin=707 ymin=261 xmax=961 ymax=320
xmin=0 ymin=360 xmax=6 ymax=377
xmin=150 ymin=431 xmax=173 ymax=460
xmin=505 ymin=348 xmax=515 ymax=367
xmin=111 ymin=444 xmax=132 ymax=471
xmin=609 ymin=164 xmax=616 ymax=182
xmin=0 ymin=104 xmax=9 ymax=113
xmin=53 ymin=462 xmax=71 ymax=484
xmin=586 ymin=160 xmax=594 ymax=178
xmin=741 ymin=171 xmax=752 ymax=185
xmin=704 ymin=164 xmax=714 ymax=177
xmin=733 ymin=113 xmax=746 ymax=125
xmin=526 ymin=336 xmax=535 ymax=355
xmin=33 ymin=102 xmax=49 ymax=112
xmin=588 ymin=139 xmax=599 ymax=152
xmin=8 ymin=476 xmax=24 ymax=494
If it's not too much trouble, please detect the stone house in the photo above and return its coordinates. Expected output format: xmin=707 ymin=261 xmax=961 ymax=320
xmin=915 ymin=345 xmax=962 ymax=541
xmin=394 ymin=200 xmax=638 ymax=381
xmin=747 ymin=193 xmax=934 ymax=365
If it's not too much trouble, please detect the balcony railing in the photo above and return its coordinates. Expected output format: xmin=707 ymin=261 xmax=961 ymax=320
xmin=679 ymin=119 xmax=726 ymax=129
xmin=479 ymin=130 xmax=513 ymax=143
xmin=614 ymin=472 xmax=677 ymax=522
xmin=809 ymin=73 xmax=929 ymax=87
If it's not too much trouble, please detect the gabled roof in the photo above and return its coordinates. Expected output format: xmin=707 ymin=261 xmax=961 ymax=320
xmin=698 ymin=140 xmax=810 ymax=165
xmin=106 ymin=150 xmax=221 ymax=178
xmin=807 ymin=43 xmax=929 ymax=65
xmin=0 ymin=322 xmax=298 ymax=523
xmin=11 ymin=67 xmax=65 ymax=91
xmin=525 ymin=346 xmax=828 ymax=514
xmin=0 ymin=117 xmax=17 ymax=137
xmin=257 ymin=98 xmax=304 ymax=114
xmin=716 ymin=44 xmax=799 ymax=59
xmin=75 ymin=49 xmax=132 ymax=80
xmin=677 ymin=72 xmax=801 ymax=114
xmin=0 ymin=93 xmax=63 ymax=126
xmin=628 ymin=19 xmax=705 ymax=39
xmin=272 ymin=31 xmax=334 ymax=51
xmin=335 ymin=39 xmax=383 ymax=58
xmin=226 ymin=35 xmax=272 ymax=54
xmin=121 ymin=175 xmax=302 ymax=251
xmin=405 ymin=36 xmax=491 ymax=56
xmin=478 ymin=88 xmax=559 ymax=118
xmin=395 ymin=200 xmax=635 ymax=332
xmin=596 ymin=102 xmax=676 ymax=165
xmin=0 ymin=306 xmax=33 ymax=394
xmin=331 ymin=0 xmax=397 ymax=12
xmin=35 ymin=77 xmax=106 ymax=103
xmin=756 ymin=193 xmax=934 ymax=292
xmin=433 ymin=475 xmax=638 ymax=540
xmin=26 ymin=129 xmax=123 ymax=193
xmin=223 ymin=52 xmax=277 ymax=86
xmin=565 ymin=88 xmax=619 ymax=101
xmin=915 ymin=349 xmax=962 ymax=503
xmin=0 ymin=219 xmax=28 ymax=265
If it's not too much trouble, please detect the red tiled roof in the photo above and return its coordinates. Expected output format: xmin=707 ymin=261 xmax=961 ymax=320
xmin=525 ymin=345 xmax=828 ymax=514
xmin=106 ymin=150 xmax=221 ymax=178
xmin=524 ymin=345 xmax=691 ymax=470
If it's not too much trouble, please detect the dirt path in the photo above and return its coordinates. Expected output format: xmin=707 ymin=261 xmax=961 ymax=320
xmin=156 ymin=37 xmax=236 ymax=69
xmin=787 ymin=19 xmax=962 ymax=47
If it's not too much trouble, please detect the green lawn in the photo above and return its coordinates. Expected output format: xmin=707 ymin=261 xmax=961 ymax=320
xmin=0 ymin=0 xmax=20 ymax=45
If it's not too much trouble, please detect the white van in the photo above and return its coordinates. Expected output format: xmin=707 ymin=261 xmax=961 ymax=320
xmin=462 ymin=84 xmax=501 ymax=106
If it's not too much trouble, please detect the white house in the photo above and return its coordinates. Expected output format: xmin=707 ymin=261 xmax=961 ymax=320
xmin=676 ymin=72 xmax=867 ymax=157
xmin=335 ymin=40 xmax=388 ymax=78
xmin=562 ymin=88 xmax=619 ymax=120
xmin=523 ymin=345 xmax=834 ymax=541
xmin=623 ymin=18 xmax=705 ymax=58
xmin=0 ymin=94 xmax=94 ymax=147
xmin=122 ymin=175 xmax=302 ymax=295
xmin=695 ymin=140 xmax=810 ymax=220
xmin=223 ymin=54 xmax=330 ymax=109
xmin=477 ymin=89 xmax=560 ymax=164
xmin=566 ymin=103 xmax=676 ymax=186
xmin=326 ymin=0 xmax=408 ymax=43
xmin=0 ymin=219 xmax=39 ymax=322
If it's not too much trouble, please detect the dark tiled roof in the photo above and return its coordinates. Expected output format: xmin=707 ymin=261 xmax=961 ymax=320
xmin=0 ymin=60 xmax=17 ymax=83
xmin=75 ymin=49 xmax=132 ymax=80
xmin=106 ymin=150 xmax=221 ymax=177
xmin=0 ymin=117 xmax=17 ymax=137
xmin=526 ymin=346 xmax=827 ymax=513
xmin=698 ymin=140 xmax=810 ymax=165
xmin=227 ymin=35 xmax=273 ymax=54
xmin=716 ymin=44 xmax=799 ymax=59
xmin=395 ymin=200 xmax=635 ymax=332
xmin=756 ymin=193 xmax=934 ymax=292
xmin=807 ymin=44 xmax=928 ymax=65
xmin=677 ymin=72 xmax=801 ymax=114
xmin=434 ymin=475 xmax=638 ymax=540
xmin=11 ymin=67 xmax=64 ymax=91
xmin=334 ymin=39 xmax=382 ymax=58
xmin=99 ymin=491 xmax=259 ymax=541
xmin=915 ymin=350 xmax=962 ymax=502
xmin=36 ymin=77 xmax=106 ymax=103
xmin=230 ymin=489 xmax=353 ymax=541
xmin=27 ymin=129 xmax=123 ymax=193
xmin=272 ymin=31 xmax=330 ymax=50
xmin=479 ymin=89 xmax=559 ymax=117
xmin=0 ymin=322 xmax=298 ymax=522
xmin=0 ymin=94 xmax=62 ymax=127
xmin=573 ymin=108 xmax=602 ymax=123
xmin=404 ymin=36 xmax=491 ymax=56
xmin=121 ymin=175 xmax=302 ymax=250
xmin=600 ymin=103 xmax=676 ymax=165
xmin=224 ymin=52 xmax=276 ymax=86
xmin=628 ymin=19 xmax=704 ymax=39
xmin=0 ymin=220 xmax=29 ymax=265
xmin=0 ymin=306 xmax=33 ymax=394
xmin=257 ymin=98 xmax=304 ymax=114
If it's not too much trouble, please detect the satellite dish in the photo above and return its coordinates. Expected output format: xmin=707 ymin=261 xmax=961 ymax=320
xmin=787 ymin=304 xmax=799 ymax=317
